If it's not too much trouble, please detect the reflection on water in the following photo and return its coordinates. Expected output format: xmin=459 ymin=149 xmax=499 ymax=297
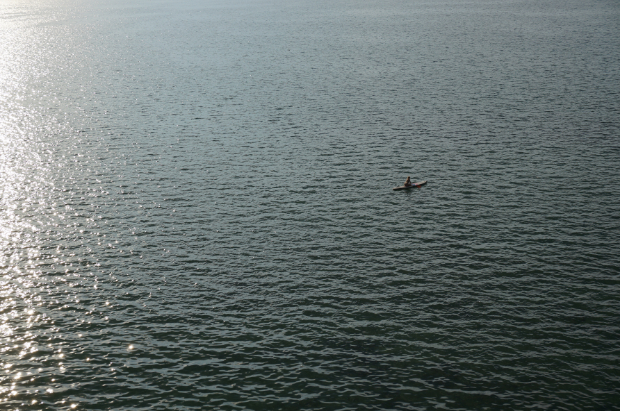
xmin=2 ymin=0 xmax=620 ymax=409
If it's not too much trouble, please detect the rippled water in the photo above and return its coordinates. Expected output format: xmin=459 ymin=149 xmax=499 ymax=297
xmin=2 ymin=0 xmax=620 ymax=409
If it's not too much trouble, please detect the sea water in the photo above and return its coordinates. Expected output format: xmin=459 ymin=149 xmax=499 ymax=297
xmin=1 ymin=0 xmax=619 ymax=409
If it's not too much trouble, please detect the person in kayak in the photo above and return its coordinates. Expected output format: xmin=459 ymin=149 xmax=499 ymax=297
xmin=404 ymin=176 xmax=412 ymax=187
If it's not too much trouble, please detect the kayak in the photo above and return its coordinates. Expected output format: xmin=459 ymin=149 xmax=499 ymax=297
xmin=393 ymin=181 xmax=427 ymax=190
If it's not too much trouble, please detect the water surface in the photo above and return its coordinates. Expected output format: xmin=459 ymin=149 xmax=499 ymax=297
xmin=1 ymin=0 xmax=619 ymax=409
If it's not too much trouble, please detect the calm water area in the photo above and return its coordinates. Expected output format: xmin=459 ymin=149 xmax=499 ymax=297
xmin=1 ymin=0 xmax=620 ymax=409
